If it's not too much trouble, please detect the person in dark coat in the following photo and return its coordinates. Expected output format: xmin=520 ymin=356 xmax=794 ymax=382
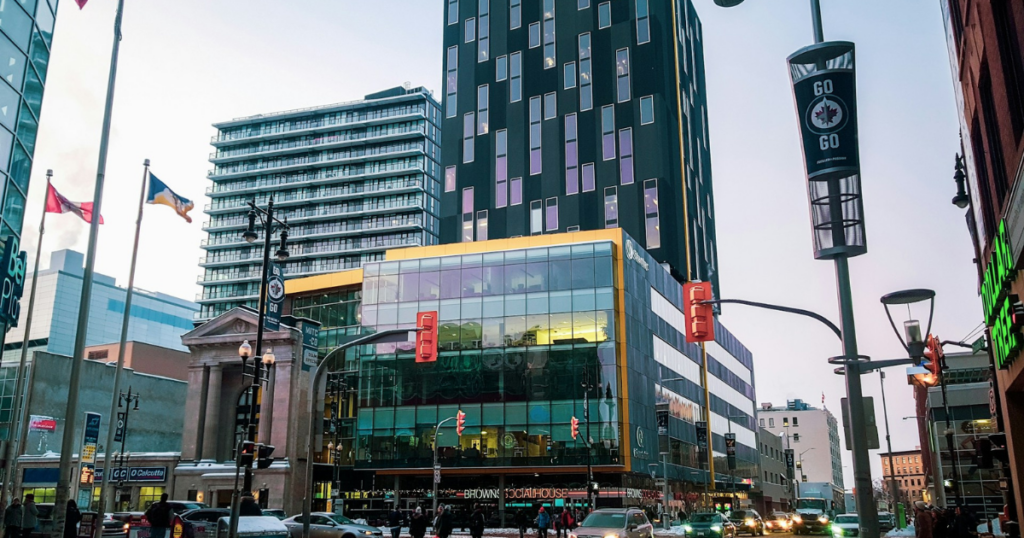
xmin=515 ymin=509 xmax=529 ymax=538
xmin=914 ymin=502 xmax=934 ymax=538
xmin=409 ymin=508 xmax=428 ymax=538
xmin=4 ymin=497 xmax=22 ymax=538
xmin=239 ymin=497 xmax=263 ymax=517
xmin=954 ymin=506 xmax=978 ymax=538
xmin=469 ymin=505 xmax=485 ymax=538
xmin=387 ymin=507 xmax=403 ymax=538
xmin=63 ymin=501 xmax=82 ymax=538
xmin=436 ymin=506 xmax=454 ymax=538
xmin=145 ymin=494 xmax=174 ymax=538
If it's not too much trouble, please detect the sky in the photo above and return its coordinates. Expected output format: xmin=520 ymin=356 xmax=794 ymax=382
xmin=26 ymin=0 xmax=979 ymax=487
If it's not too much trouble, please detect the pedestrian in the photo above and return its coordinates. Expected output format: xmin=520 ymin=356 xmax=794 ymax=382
xmin=560 ymin=507 xmax=574 ymax=537
xmin=914 ymin=502 xmax=934 ymax=538
xmin=953 ymin=505 xmax=978 ymax=538
xmin=470 ymin=504 xmax=485 ymax=538
xmin=537 ymin=507 xmax=550 ymax=538
xmin=145 ymin=493 xmax=174 ymax=538
xmin=4 ymin=497 xmax=21 ymax=538
xmin=239 ymin=496 xmax=263 ymax=517
xmin=552 ymin=510 xmax=561 ymax=538
xmin=515 ymin=509 xmax=529 ymax=538
xmin=64 ymin=500 xmax=82 ymax=538
xmin=21 ymin=495 xmax=37 ymax=538
xmin=388 ymin=506 xmax=403 ymax=538
xmin=436 ymin=506 xmax=453 ymax=538
xmin=410 ymin=507 xmax=428 ymax=538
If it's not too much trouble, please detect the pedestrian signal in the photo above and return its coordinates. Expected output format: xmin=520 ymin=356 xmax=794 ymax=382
xmin=256 ymin=444 xmax=276 ymax=469
xmin=239 ymin=440 xmax=256 ymax=467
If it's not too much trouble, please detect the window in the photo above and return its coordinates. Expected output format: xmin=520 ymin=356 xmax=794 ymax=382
xmin=496 ymin=55 xmax=508 ymax=81
xmin=139 ymin=487 xmax=166 ymax=510
xmin=462 ymin=187 xmax=474 ymax=242
xmin=769 ymin=418 xmax=775 ymax=427
xmin=783 ymin=418 xmax=789 ymax=427
xmin=598 ymin=2 xmax=611 ymax=28
xmin=601 ymin=105 xmax=615 ymax=160
xmin=530 ymin=200 xmax=543 ymax=234
xmin=760 ymin=418 xmax=765 ymax=427
xmin=446 ymin=46 xmax=458 ymax=118
xmin=463 ymin=112 xmax=475 ymax=163
xmin=640 ymin=96 xmax=654 ymax=124
xmin=445 ymin=165 xmax=457 ymax=192
xmin=579 ymin=0 xmax=590 ymax=8
xmin=478 ymin=0 xmax=490 ymax=62
xmin=448 ymin=0 xmax=459 ymax=25
xmin=792 ymin=417 xmax=799 ymax=427
xmin=565 ymin=114 xmax=579 ymax=195
xmin=529 ymin=22 xmax=541 ymax=48
xmin=466 ymin=17 xmax=476 ymax=42
xmin=582 ymin=162 xmax=595 ymax=192
xmin=510 ymin=0 xmax=521 ymax=29
xmin=511 ymin=177 xmax=523 ymax=205
xmin=793 ymin=433 xmax=800 ymax=442
xmin=496 ymin=129 xmax=508 ymax=207
xmin=636 ymin=0 xmax=650 ymax=44
xmin=564 ymin=62 xmax=576 ymax=89
xmin=578 ymin=34 xmax=593 ymax=111
xmin=545 ymin=197 xmax=558 ymax=231
xmin=476 ymin=210 xmax=488 ymax=241
xmin=619 ymin=128 xmax=633 ymax=184
xmin=510 ymin=52 xmax=522 ymax=102
xmin=544 ymin=92 xmax=557 ymax=120
xmin=616 ymin=48 xmax=630 ymax=102
xmin=644 ymin=178 xmax=660 ymax=248
xmin=604 ymin=187 xmax=618 ymax=228
xmin=543 ymin=0 xmax=556 ymax=69
xmin=530 ymin=96 xmax=542 ymax=175
xmin=477 ymin=85 xmax=489 ymax=134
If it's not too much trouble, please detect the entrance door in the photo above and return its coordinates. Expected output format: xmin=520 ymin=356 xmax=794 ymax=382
xmin=216 ymin=490 xmax=233 ymax=508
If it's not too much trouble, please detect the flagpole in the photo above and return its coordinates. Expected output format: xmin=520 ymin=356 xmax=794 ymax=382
xmin=53 ymin=0 xmax=126 ymax=535
xmin=93 ymin=159 xmax=147 ymax=538
xmin=0 ymin=170 xmax=52 ymax=510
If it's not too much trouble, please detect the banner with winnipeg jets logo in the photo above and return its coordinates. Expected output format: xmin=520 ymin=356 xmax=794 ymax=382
xmin=788 ymin=41 xmax=860 ymax=180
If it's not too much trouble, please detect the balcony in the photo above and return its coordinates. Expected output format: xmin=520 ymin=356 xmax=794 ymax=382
xmin=201 ymin=217 xmax=426 ymax=251
xmin=204 ymin=180 xmax=426 ymax=217
xmin=209 ymin=122 xmax=427 ymax=164
xmin=205 ymin=163 xmax=427 ymax=198
xmin=210 ymin=108 xmax=426 ymax=147
xmin=196 ymin=289 xmax=260 ymax=303
xmin=207 ymin=144 xmax=424 ymax=181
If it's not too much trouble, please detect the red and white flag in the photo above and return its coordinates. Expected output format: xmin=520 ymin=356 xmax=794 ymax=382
xmin=45 ymin=182 xmax=104 ymax=224
xmin=75 ymin=0 xmax=88 ymax=8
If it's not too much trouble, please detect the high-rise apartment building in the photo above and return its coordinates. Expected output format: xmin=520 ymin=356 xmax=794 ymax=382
xmin=0 ymin=0 xmax=56 ymax=241
xmin=198 ymin=86 xmax=443 ymax=321
xmin=439 ymin=0 xmax=720 ymax=294
xmin=758 ymin=399 xmax=844 ymax=508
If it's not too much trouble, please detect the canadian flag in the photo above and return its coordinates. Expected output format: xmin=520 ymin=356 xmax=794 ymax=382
xmin=45 ymin=182 xmax=104 ymax=224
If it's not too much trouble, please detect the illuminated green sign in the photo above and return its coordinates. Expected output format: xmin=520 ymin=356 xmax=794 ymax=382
xmin=981 ymin=220 xmax=1021 ymax=368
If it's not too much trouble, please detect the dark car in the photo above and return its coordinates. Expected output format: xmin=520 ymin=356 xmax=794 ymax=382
xmin=263 ymin=510 xmax=288 ymax=521
xmin=102 ymin=515 xmax=131 ymax=538
xmin=729 ymin=510 xmax=764 ymax=536
xmin=167 ymin=502 xmax=209 ymax=515
xmin=680 ymin=513 xmax=736 ymax=538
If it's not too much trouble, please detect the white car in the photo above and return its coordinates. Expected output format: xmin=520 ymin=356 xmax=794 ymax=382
xmin=830 ymin=515 xmax=859 ymax=537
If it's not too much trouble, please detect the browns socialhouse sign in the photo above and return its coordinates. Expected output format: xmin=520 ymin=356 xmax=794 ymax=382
xmin=981 ymin=220 xmax=1022 ymax=369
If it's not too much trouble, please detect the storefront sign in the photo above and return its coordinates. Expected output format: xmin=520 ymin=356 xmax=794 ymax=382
xmin=29 ymin=416 xmax=56 ymax=432
xmin=505 ymin=488 xmax=575 ymax=500
xmin=81 ymin=413 xmax=101 ymax=464
xmin=981 ymin=220 xmax=1022 ymax=368
xmin=95 ymin=466 xmax=167 ymax=483
xmin=625 ymin=241 xmax=649 ymax=271
xmin=632 ymin=426 xmax=650 ymax=460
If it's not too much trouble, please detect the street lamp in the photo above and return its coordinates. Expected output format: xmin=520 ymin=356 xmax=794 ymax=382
xmin=880 ymin=289 xmax=935 ymax=361
xmin=952 ymin=154 xmax=970 ymax=209
xmin=796 ymin=448 xmax=815 ymax=498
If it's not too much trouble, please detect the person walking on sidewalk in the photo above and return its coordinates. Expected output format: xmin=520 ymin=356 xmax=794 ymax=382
xmin=469 ymin=505 xmax=485 ymax=538
xmin=145 ymin=494 xmax=174 ymax=538
xmin=387 ymin=507 xmax=403 ymax=538
xmin=515 ymin=509 xmax=529 ymax=538
xmin=63 ymin=501 xmax=82 ymax=538
xmin=4 ymin=498 xmax=21 ymax=538
xmin=537 ymin=508 xmax=551 ymax=538
xmin=409 ymin=507 xmax=427 ymax=538
xmin=21 ymin=495 xmax=37 ymax=538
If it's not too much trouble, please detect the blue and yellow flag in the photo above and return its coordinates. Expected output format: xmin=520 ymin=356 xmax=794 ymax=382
xmin=146 ymin=173 xmax=194 ymax=223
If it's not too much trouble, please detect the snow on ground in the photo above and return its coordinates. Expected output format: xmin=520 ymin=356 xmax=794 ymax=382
xmin=654 ymin=525 xmax=689 ymax=536
xmin=885 ymin=527 xmax=915 ymax=538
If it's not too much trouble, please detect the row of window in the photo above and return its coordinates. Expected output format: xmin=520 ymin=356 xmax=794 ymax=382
xmin=760 ymin=416 xmax=800 ymax=428
xmin=215 ymin=101 xmax=432 ymax=143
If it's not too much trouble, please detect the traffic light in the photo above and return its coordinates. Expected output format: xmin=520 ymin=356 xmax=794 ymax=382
xmin=239 ymin=440 xmax=256 ymax=467
xmin=256 ymin=443 xmax=276 ymax=469
xmin=416 ymin=311 xmax=438 ymax=363
xmin=989 ymin=433 xmax=1009 ymax=466
xmin=922 ymin=335 xmax=944 ymax=383
xmin=682 ymin=282 xmax=716 ymax=343
xmin=456 ymin=410 xmax=466 ymax=436
xmin=1011 ymin=296 xmax=1024 ymax=330
xmin=571 ymin=416 xmax=580 ymax=440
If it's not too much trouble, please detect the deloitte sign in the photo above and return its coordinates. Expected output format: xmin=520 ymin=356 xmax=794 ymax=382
xmin=981 ymin=220 xmax=1021 ymax=369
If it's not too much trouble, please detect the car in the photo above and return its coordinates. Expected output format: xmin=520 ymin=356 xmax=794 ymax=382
xmin=263 ymin=509 xmax=288 ymax=520
xmin=764 ymin=513 xmax=791 ymax=533
xmin=680 ymin=513 xmax=737 ymax=538
xmin=729 ymin=510 xmax=764 ymax=536
xmin=282 ymin=512 xmax=385 ymax=538
xmin=167 ymin=501 xmax=210 ymax=515
xmin=569 ymin=508 xmax=655 ymax=538
xmin=102 ymin=514 xmax=130 ymax=538
xmin=831 ymin=515 xmax=859 ymax=537
xmin=178 ymin=508 xmax=231 ymax=538
xmin=876 ymin=512 xmax=895 ymax=532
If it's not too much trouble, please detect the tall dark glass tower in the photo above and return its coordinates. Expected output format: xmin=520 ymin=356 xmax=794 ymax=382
xmin=439 ymin=0 xmax=719 ymax=294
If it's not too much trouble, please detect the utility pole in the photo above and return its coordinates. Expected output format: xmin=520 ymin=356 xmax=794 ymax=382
xmin=878 ymin=372 xmax=900 ymax=512
xmin=583 ymin=367 xmax=594 ymax=510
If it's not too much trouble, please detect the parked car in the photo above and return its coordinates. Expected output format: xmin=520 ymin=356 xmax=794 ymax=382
xmin=167 ymin=501 xmax=209 ymax=515
xmin=877 ymin=512 xmax=895 ymax=532
xmin=729 ymin=510 xmax=765 ymax=536
xmin=569 ymin=508 xmax=655 ymax=538
xmin=179 ymin=508 xmax=230 ymax=538
xmin=282 ymin=512 xmax=385 ymax=538
xmin=831 ymin=515 xmax=859 ymax=537
xmin=263 ymin=510 xmax=287 ymax=520
xmin=102 ymin=514 xmax=131 ymax=538
xmin=764 ymin=513 xmax=791 ymax=533
xmin=680 ymin=513 xmax=736 ymax=538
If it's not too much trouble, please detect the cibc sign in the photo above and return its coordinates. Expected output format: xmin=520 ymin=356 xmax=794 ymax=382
xmin=981 ymin=220 xmax=1021 ymax=368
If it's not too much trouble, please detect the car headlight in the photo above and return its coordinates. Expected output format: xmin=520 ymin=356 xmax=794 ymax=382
xmin=792 ymin=516 xmax=802 ymax=523
xmin=683 ymin=526 xmax=693 ymax=533
xmin=710 ymin=526 xmax=722 ymax=533
xmin=818 ymin=517 xmax=829 ymax=524
xmin=604 ymin=534 xmax=620 ymax=538
xmin=570 ymin=534 xmax=578 ymax=538
xmin=832 ymin=527 xmax=843 ymax=536
xmin=362 ymin=532 xmax=375 ymax=536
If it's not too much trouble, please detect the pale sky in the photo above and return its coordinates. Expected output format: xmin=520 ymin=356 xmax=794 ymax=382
xmin=26 ymin=0 xmax=976 ymax=486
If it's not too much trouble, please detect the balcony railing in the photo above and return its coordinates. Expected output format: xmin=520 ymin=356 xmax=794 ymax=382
xmin=206 ymin=163 xmax=426 ymax=196
xmin=210 ymin=121 xmax=427 ymax=161
xmin=208 ymin=142 xmax=424 ymax=180
xmin=201 ymin=216 xmax=425 ymax=249
xmin=211 ymin=105 xmax=427 ymax=144
xmin=204 ymin=179 xmax=424 ymax=214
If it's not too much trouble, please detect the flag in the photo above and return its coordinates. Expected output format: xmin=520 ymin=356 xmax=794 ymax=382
xmin=146 ymin=173 xmax=194 ymax=223
xmin=45 ymin=183 xmax=103 ymax=224
xmin=822 ymin=392 xmax=825 ymax=405
xmin=75 ymin=0 xmax=87 ymax=8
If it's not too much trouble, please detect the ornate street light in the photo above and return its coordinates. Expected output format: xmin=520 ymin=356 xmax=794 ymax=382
xmin=880 ymin=289 xmax=935 ymax=361
xmin=952 ymin=154 xmax=970 ymax=209
xmin=262 ymin=348 xmax=275 ymax=366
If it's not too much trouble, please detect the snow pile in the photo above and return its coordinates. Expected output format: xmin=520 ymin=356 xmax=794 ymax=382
xmin=885 ymin=527 xmax=915 ymax=538
xmin=655 ymin=525 xmax=689 ymax=536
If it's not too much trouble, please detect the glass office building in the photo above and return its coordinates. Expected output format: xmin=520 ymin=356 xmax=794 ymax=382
xmin=286 ymin=229 xmax=758 ymax=520
xmin=198 ymin=85 xmax=443 ymax=321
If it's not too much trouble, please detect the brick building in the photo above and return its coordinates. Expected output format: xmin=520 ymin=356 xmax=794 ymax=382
xmin=879 ymin=449 xmax=926 ymax=507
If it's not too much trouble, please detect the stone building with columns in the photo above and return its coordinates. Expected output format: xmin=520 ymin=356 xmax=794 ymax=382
xmin=172 ymin=306 xmax=320 ymax=512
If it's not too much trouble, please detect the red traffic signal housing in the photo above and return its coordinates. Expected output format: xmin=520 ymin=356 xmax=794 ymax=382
xmin=682 ymin=282 xmax=716 ymax=343
xmin=456 ymin=410 xmax=466 ymax=436
xmin=239 ymin=440 xmax=256 ymax=467
xmin=923 ymin=334 xmax=944 ymax=381
xmin=571 ymin=416 xmax=580 ymax=440
xmin=416 ymin=311 xmax=438 ymax=363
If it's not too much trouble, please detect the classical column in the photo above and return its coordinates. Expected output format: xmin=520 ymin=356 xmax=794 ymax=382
xmin=203 ymin=364 xmax=223 ymax=461
xmin=193 ymin=366 xmax=210 ymax=460
xmin=259 ymin=363 xmax=276 ymax=444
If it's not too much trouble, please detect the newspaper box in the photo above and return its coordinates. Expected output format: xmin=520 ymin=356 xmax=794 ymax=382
xmin=78 ymin=512 xmax=98 ymax=538
xmin=217 ymin=517 xmax=289 ymax=538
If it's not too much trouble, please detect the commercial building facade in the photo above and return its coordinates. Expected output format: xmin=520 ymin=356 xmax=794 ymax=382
xmin=752 ymin=427 xmax=790 ymax=514
xmin=198 ymin=85 xmax=443 ymax=322
xmin=879 ymin=448 xmax=926 ymax=507
xmin=439 ymin=0 xmax=720 ymax=295
xmin=757 ymin=400 xmax=844 ymax=508
xmin=939 ymin=0 xmax=1024 ymax=520
xmin=285 ymin=229 xmax=757 ymax=521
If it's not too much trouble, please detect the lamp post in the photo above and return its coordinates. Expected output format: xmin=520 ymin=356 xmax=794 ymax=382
xmin=239 ymin=197 xmax=289 ymax=496
xmin=114 ymin=387 xmax=139 ymax=510
xmin=432 ymin=416 xmax=457 ymax=517
xmin=796 ymin=448 xmax=815 ymax=498
xmin=878 ymin=370 xmax=901 ymax=513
